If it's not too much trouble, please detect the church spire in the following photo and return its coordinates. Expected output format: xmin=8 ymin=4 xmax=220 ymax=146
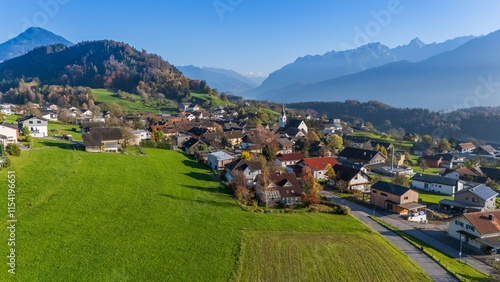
xmin=279 ymin=97 xmax=287 ymax=128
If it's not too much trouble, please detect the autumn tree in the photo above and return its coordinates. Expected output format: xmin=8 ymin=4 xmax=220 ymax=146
xmin=328 ymin=134 xmax=343 ymax=152
xmin=221 ymin=136 xmax=231 ymax=148
xmin=58 ymin=109 xmax=74 ymax=124
xmin=324 ymin=164 xmax=336 ymax=182
xmin=393 ymin=174 xmax=410 ymax=187
xmin=380 ymin=146 xmax=388 ymax=158
xmin=154 ymin=130 xmax=165 ymax=142
xmin=438 ymin=138 xmax=451 ymax=153
xmin=240 ymin=151 xmax=251 ymax=160
xmin=120 ymin=127 xmax=134 ymax=147
xmin=232 ymin=170 xmax=252 ymax=204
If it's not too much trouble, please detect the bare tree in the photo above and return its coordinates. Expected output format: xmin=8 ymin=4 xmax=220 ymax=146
xmin=120 ymin=127 xmax=135 ymax=147
xmin=58 ymin=109 xmax=74 ymax=124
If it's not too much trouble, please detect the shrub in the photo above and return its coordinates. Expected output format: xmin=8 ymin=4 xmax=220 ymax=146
xmin=3 ymin=157 xmax=11 ymax=167
xmin=300 ymin=192 xmax=319 ymax=207
xmin=6 ymin=144 xmax=21 ymax=156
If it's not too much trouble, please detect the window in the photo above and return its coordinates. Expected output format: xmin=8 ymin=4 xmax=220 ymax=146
xmin=472 ymin=197 xmax=479 ymax=203
xmin=372 ymin=190 xmax=377 ymax=194
xmin=37 ymin=121 xmax=41 ymax=124
xmin=466 ymin=197 xmax=468 ymax=200
xmin=381 ymin=193 xmax=388 ymax=197
xmin=29 ymin=121 xmax=33 ymax=124
xmin=404 ymin=197 xmax=408 ymax=200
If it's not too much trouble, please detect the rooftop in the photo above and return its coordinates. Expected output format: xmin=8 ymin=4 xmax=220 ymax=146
xmin=411 ymin=173 xmax=458 ymax=186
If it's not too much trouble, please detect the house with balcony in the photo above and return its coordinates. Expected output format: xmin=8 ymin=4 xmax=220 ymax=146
xmin=17 ymin=115 xmax=48 ymax=138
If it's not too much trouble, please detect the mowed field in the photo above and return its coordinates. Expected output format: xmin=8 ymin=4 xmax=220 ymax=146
xmin=236 ymin=231 xmax=431 ymax=282
xmin=93 ymin=88 xmax=159 ymax=112
xmin=0 ymin=148 xmax=431 ymax=281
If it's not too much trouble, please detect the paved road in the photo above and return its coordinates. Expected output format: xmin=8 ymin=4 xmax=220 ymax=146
xmin=322 ymin=191 xmax=458 ymax=281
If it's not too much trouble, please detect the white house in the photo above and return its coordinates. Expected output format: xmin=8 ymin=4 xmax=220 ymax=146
xmin=17 ymin=116 xmax=48 ymax=138
xmin=131 ymin=130 xmax=151 ymax=146
xmin=0 ymin=122 xmax=18 ymax=145
xmin=40 ymin=111 xmax=58 ymax=121
xmin=298 ymin=157 xmax=340 ymax=180
xmin=332 ymin=164 xmax=372 ymax=192
xmin=449 ymin=210 xmax=500 ymax=251
xmin=275 ymin=153 xmax=305 ymax=167
xmin=0 ymin=104 xmax=13 ymax=115
xmin=225 ymin=159 xmax=262 ymax=186
xmin=411 ymin=173 xmax=464 ymax=196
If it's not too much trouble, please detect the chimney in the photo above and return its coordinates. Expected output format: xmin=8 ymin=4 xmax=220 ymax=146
xmin=390 ymin=147 xmax=394 ymax=173
xmin=489 ymin=214 xmax=494 ymax=221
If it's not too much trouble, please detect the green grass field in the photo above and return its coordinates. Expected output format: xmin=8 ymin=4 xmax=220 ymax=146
xmin=0 ymin=148 xmax=431 ymax=281
xmin=235 ymin=230 xmax=431 ymax=281
xmin=370 ymin=216 xmax=495 ymax=282
xmin=93 ymin=88 xmax=160 ymax=113
xmin=348 ymin=131 xmax=414 ymax=150
xmin=4 ymin=115 xmax=22 ymax=124
xmin=47 ymin=121 xmax=83 ymax=141
xmin=190 ymin=92 xmax=236 ymax=107
xmin=415 ymin=189 xmax=453 ymax=206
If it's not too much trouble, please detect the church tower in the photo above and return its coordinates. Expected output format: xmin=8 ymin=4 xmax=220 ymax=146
xmin=279 ymin=98 xmax=287 ymax=128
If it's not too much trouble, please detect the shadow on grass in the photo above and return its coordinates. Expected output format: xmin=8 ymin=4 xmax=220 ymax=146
xmin=182 ymin=184 xmax=232 ymax=196
xmin=184 ymin=172 xmax=218 ymax=182
xmin=182 ymin=160 xmax=204 ymax=169
xmin=34 ymin=140 xmax=75 ymax=149
xmin=159 ymin=193 xmax=236 ymax=208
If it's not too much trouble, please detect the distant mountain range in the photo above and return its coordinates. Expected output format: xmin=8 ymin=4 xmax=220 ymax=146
xmin=177 ymin=65 xmax=260 ymax=94
xmin=256 ymin=30 xmax=500 ymax=110
xmin=0 ymin=27 xmax=72 ymax=62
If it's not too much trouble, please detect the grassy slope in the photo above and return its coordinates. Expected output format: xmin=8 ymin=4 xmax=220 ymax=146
xmin=349 ymin=131 xmax=414 ymax=149
xmin=4 ymin=115 xmax=22 ymax=124
xmin=236 ymin=230 xmax=431 ymax=282
xmin=93 ymin=88 xmax=159 ymax=113
xmin=190 ymin=92 xmax=235 ymax=107
xmin=0 ymin=148 xmax=430 ymax=281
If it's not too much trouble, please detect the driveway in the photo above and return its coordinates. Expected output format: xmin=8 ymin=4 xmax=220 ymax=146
xmin=321 ymin=191 xmax=497 ymax=278
xmin=321 ymin=191 xmax=457 ymax=281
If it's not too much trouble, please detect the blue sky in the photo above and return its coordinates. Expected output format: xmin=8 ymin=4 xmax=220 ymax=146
xmin=1 ymin=0 xmax=500 ymax=76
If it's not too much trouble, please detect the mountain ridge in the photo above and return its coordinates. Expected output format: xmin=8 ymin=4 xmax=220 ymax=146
xmin=0 ymin=27 xmax=73 ymax=62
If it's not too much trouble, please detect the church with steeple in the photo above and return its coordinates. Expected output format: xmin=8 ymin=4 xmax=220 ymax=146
xmin=277 ymin=98 xmax=308 ymax=136
xmin=279 ymin=99 xmax=287 ymax=128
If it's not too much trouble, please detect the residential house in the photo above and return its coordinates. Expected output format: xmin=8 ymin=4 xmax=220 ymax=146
xmin=456 ymin=142 xmax=476 ymax=153
xmin=308 ymin=141 xmax=330 ymax=157
xmin=225 ymin=159 xmax=262 ymax=186
xmin=277 ymin=138 xmax=294 ymax=154
xmin=439 ymin=184 xmax=498 ymax=213
xmin=298 ymin=157 xmax=340 ymax=180
xmin=475 ymin=145 xmax=497 ymax=157
xmin=435 ymin=153 xmax=461 ymax=168
xmin=256 ymin=172 xmax=302 ymax=205
xmin=183 ymin=137 xmax=206 ymax=155
xmin=443 ymin=167 xmax=488 ymax=184
xmin=131 ymin=130 xmax=151 ymax=146
xmin=241 ymin=135 xmax=259 ymax=150
xmin=40 ymin=110 xmax=58 ymax=121
xmin=337 ymin=147 xmax=387 ymax=165
xmin=0 ymin=122 xmax=18 ymax=145
xmin=0 ymin=104 xmax=13 ymax=115
xmin=321 ymin=123 xmax=342 ymax=134
xmin=369 ymin=141 xmax=394 ymax=151
xmin=201 ymin=131 xmax=245 ymax=147
xmin=412 ymin=142 xmax=430 ymax=156
xmin=478 ymin=167 xmax=500 ymax=183
xmin=421 ymin=155 xmax=443 ymax=168
xmin=17 ymin=115 xmax=48 ymax=138
xmin=82 ymin=127 xmax=124 ymax=152
xmin=332 ymin=164 xmax=372 ymax=192
xmin=80 ymin=121 xmax=105 ymax=134
xmin=370 ymin=181 xmax=425 ymax=219
xmin=207 ymin=151 xmax=235 ymax=172
xmin=178 ymin=103 xmax=200 ymax=112
xmin=448 ymin=210 xmax=500 ymax=251
xmin=411 ymin=173 xmax=464 ymax=195
xmin=275 ymin=153 xmax=306 ymax=167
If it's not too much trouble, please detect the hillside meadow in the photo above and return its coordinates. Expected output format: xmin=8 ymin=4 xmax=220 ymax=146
xmin=0 ymin=147 xmax=431 ymax=281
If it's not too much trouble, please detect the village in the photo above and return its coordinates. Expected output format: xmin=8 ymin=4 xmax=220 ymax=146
xmin=1 ymin=99 xmax=500 ymax=278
